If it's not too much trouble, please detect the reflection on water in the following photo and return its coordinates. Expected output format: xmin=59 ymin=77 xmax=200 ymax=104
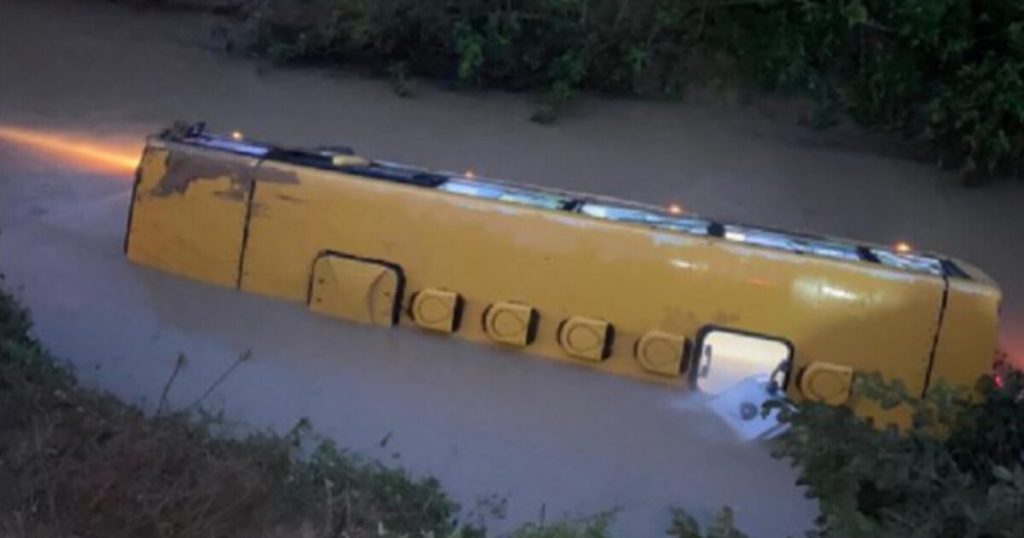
xmin=0 ymin=125 xmax=141 ymax=175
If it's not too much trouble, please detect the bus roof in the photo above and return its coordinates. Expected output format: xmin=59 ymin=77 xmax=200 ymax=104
xmin=155 ymin=124 xmax=966 ymax=280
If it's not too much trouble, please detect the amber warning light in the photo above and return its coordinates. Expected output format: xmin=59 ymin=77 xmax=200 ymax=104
xmin=0 ymin=125 xmax=141 ymax=175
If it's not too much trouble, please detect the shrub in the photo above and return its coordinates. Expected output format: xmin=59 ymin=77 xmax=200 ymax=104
xmin=722 ymin=0 xmax=1024 ymax=181
xmin=668 ymin=368 xmax=1024 ymax=538
xmin=767 ymin=371 xmax=1024 ymax=537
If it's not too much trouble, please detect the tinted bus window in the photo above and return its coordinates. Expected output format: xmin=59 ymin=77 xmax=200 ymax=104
xmin=341 ymin=162 xmax=447 ymax=187
xmin=193 ymin=136 xmax=270 ymax=157
xmin=870 ymin=249 xmax=945 ymax=276
xmin=579 ymin=202 xmax=710 ymax=235
xmin=440 ymin=179 xmax=575 ymax=210
xmin=723 ymin=225 xmax=862 ymax=262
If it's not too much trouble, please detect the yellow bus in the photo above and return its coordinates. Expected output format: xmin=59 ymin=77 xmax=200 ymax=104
xmin=125 ymin=123 xmax=1001 ymax=416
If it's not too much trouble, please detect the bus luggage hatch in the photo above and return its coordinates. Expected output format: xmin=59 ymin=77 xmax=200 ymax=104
xmin=693 ymin=328 xmax=792 ymax=440
xmin=308 ymin=254 xmax=403 ymax=327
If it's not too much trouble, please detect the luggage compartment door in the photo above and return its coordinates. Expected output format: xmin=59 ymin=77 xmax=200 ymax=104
xmin=308 ymin=253 xmax=403 ymax=327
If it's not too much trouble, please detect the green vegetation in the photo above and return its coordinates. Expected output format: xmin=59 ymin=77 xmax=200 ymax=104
xmin=239 ymin=0 xmax=1023 ymax=182
xmin=767 ymin=372 xmax=1024 ymax=537
xmin=666 ymin=370 xmax=1024 ymax=538
xmin=719 ymin=1 xmax=1024 ymax=183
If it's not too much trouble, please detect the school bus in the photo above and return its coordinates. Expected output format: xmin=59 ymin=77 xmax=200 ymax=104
xmin=124 ymin=123 xmax=1001 ymax=417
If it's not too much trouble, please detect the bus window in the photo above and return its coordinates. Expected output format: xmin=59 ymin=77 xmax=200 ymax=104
xmin=340 ymin=161 xmax=447 ymax=187
xmin=195 ymin=137 xmax=270 ymax=157
xmin=723 ymin=225 xmax=861 ymax=262
xmin=439 ymin=179 xmax=503 ymax=198
xmin=440 ymin=179 xmax=575 ymax=210
xmin=579 ymin=202 xmax=710 ymax=235
xmin=693 ymin=329 xmax=792 ymax=395
xmin=870 ymin=249 xmax=945 ymax=276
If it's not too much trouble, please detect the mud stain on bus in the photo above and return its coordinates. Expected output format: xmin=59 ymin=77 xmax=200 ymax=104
xmin=154 ymin=151 xmax=254 ymax=199
xmin=154 ymin=150 xmax=300 ymax=200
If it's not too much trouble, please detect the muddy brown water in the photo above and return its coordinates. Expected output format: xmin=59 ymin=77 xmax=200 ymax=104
xmin=1 ymin=0 xmax=1022 ymax=535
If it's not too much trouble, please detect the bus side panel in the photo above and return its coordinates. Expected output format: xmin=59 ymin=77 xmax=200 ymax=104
xmin=125 ymin=141 xmax=257 ymax=288
xmin=240 ymin=161 xmax=946 ymax=396
xmin=928 ymin=277 xmax=1001 ymax=394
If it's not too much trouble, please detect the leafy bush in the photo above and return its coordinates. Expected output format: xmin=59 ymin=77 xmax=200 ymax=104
xmin=767 ymin=372 xmax=1024 ymax=537
xmin=721 ymin=0 xmax=1024 ymax=181
xmin=242 ymin=0 xmax=1022 ymax=180
xmin=249 ymin=0 xmax=706 ymax=106
xmin=667 ymin=369 xmax=1024 ymax=538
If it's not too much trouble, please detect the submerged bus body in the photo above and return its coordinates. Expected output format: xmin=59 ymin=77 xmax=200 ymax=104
xmin=125 ymin=124 xmax=1001 ymax=415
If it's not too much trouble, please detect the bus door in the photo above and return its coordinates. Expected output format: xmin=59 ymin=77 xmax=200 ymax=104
xmin=693 ymin=327 xmax=793 ymax=439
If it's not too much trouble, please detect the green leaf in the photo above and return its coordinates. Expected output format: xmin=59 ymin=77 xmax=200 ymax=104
xmin=844 ymin=1 xmax=869 ymax=26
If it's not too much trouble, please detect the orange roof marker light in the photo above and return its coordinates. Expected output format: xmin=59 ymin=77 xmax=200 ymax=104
xmin=668 ymin=203 xmax=683 ymax=215
xmin=231 ymin=130 xmax=244 ymax=141
xmin=895 ymin=241 xmax=913 ymax=254
xmin=0 ymin=125 xmax=140 ymax=174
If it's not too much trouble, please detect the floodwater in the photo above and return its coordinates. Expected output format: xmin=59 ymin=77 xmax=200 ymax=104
xmin=1 ymin=0 xmax=1021 ymax=535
